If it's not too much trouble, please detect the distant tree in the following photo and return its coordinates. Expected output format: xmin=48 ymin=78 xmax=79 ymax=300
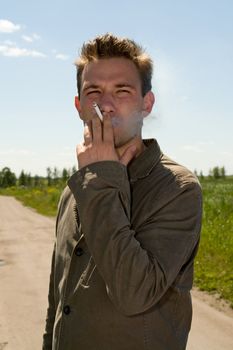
xmin=27 ymin=173 xmax=32 ymax=187
xmin=62 ymin=168 xmax=69 ymax=183
xmin=213 ymin=166 xmax=220 ymax=179
xmin=0 ymin=167 xmax=17 ymax=188
xmin=53 ymin=167 xmax=60 ymax=185
xmin=220 ymin=166 xmax=226 ymax=178
xmin=18 ymin=170 xmax=26 ymax=186
xmin=199 ymin=171 xmax=204 ymax=180
xmin=33 ymin=175 xmax=40 ymax=187
xmin=47 ymin=167 xmax=52 ymax=186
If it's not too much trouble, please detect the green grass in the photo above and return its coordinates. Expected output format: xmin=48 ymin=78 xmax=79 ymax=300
xmin=1 ymin=178 xmax=233 ymax=307
xmin=194 ymin=178 xmax=233 ymax=307
xmin=0 ymin=186 xmax=63 ymax=217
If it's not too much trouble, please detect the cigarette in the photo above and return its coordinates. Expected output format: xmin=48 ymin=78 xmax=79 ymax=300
xmin=93 ymin=102 xmax=103 ymax=122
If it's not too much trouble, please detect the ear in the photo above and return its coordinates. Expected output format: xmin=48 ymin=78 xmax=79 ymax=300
xmin=142 ymin=91 xmax=155 ymax=118
xmin=74 ymin=96 xmax=81 ymax=113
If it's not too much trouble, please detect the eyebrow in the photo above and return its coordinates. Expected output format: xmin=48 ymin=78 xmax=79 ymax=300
xmin=82 ymin=83 xmax=136 ymax=92
xmin=82 ymin=84 xmax=100 ymax=92
xmin=115 ymin=83 xmax=135 ymax=89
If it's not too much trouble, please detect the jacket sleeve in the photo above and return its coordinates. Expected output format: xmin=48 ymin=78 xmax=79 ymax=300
xmin=68 ymin=161 xmax=202 ymax=316
xmin=42 ymin=246 xmax=56 ymax=350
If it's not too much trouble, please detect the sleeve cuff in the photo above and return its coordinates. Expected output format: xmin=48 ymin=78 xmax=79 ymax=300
xmin=68 ymin=161 xmax=129 ymax=193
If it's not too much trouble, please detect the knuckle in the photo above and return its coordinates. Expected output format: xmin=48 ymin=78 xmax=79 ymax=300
xmin=94 ymin=122 xmax=101 ymax=130
xmin=84 ymin=130 xmax=91 ymax=138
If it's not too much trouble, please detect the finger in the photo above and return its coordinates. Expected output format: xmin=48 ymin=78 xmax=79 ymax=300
xmin=120 ymin=145 xmax=137 ymax=166
xmin=76 ymin=142 xmax=87 ymax=169
xmin=84 ymin=121 xmax=92 ymax=146
xmin=76 ymin=142 xmax=85 ymax=155
xmin=92 ymin=116 xmax=102 ymax=144
xmin=103 ymin=114 xmax=114 ymax=143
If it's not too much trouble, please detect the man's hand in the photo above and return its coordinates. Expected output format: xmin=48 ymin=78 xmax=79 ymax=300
xmin=77 ymin=115 xmax=137 ymax=169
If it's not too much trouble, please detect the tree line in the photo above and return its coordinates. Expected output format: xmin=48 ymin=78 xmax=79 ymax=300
xmin=194 ymin=166 xmax=226 ymax=180
xmin=0 ymin=166 xmax=76 ymax=188
xmin=0 ymin=165 xmax=228 ymax=188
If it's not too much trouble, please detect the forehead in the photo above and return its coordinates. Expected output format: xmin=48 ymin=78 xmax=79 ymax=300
xmin=81 ymin=57 xmax=141 ymax=87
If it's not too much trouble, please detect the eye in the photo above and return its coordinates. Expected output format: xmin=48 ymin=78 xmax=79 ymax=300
xmin=117 ymin=89 xmax=131 ymax=95
xmin=87 ymin=90 xmax=101 ymax=95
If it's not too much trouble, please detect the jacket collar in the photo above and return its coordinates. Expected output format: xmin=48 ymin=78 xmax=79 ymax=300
xmin=127 ymin=139 xmax=162 ymax=182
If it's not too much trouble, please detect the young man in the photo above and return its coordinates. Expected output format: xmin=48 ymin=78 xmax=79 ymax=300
xmin=43 ymin=34 xmax=202 ymax=350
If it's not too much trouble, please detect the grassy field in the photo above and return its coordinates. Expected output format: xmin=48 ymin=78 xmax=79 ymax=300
xmin=1 ymin=178 xmax=233 ymax=306
xmin=194 ymin=178 xmax=233 ymax=306
xmin=0 ymin=186 xmax=62 ymax=217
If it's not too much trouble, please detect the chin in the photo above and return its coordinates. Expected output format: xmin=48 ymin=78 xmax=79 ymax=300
xmin=114 ymin=138 xmax=126 ymax=148
xmin=115 ymin=135 xmax=138 ymax=149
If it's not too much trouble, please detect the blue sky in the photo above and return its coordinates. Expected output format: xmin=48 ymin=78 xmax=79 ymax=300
xmin=0 ymin=0 xmax=232 ymax=176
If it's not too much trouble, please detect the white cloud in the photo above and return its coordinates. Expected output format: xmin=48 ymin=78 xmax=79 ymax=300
xmin=55 ymin=53 xmax=69 ymax=60
xmin=3 ymin=40 xmax=16 ymax=46
xmin=0 ymin=43 xmax=46 ymax=58
xmin=181 ymin=141 xmax=215 ymax=153
xmin=58 ymin=146 xmax=74 ymax=156
xmin=218 ymin=151 xmax=233 ymax=157
xmin=22 ymin=35 xmax=33 ymax=43
xmin=180 ymin=95 xmax=189 ymax=102
xmin=0 ymin=149 xmax=35 ymax=156
xmin=32 ymin=33 xmax=40 ymax=40
xmin=182 ymin=145 xmax=203 ymax=153
xmin=22 ymin=33 xmax=41 ymax=43
xmin=0 ymin=19 xmax=20 ymax=33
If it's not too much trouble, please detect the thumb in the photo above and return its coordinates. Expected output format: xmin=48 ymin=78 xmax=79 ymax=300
xmin=120 ymin=145 xmax=137 ymax=166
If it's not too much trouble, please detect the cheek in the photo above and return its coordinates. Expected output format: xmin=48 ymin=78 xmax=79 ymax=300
xmin=127 ymin=115 xmax=143 ymax=130
xmin=117 ymin=97 xmax=144 ymax=117
xmin=80 ymin=96 xmax=93 ymax=109
xmin=117 ymin=112 xmax=143 ymax=132
xmin=79 ymin=101 xmax=96 ymax=121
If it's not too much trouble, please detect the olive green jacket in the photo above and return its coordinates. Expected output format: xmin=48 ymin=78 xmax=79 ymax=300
xmin=42 ymin=139 xmax=202 ymax=350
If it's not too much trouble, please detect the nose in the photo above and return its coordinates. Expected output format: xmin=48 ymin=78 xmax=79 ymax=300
xmin=99 ymin=93 xmax=115 ymax=115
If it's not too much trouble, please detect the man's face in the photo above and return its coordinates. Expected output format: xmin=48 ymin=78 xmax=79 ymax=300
xmin=75 ymin=57 xmax=154 ymax=148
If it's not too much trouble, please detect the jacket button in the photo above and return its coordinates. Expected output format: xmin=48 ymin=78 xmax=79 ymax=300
xmin=63 ymin=305 xmax=71 ymax=315
xmin=75 ymin=247 xmax=83 ymax=256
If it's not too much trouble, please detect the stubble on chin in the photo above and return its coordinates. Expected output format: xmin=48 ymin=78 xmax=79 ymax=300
xmin=114 ymin=132 xmax=142 ymax=157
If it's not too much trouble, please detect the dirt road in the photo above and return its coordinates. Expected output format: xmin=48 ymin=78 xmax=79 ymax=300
xmin=0 ymin=195 xmax=233 ymax=349
xmin=0 ymin=195 xmax=54 ymax=350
